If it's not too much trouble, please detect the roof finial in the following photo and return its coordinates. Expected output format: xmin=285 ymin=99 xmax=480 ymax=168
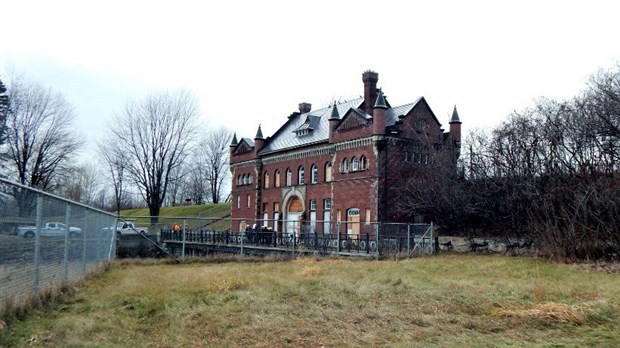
xmin=230 ymin=132 xmax=238 ymax=146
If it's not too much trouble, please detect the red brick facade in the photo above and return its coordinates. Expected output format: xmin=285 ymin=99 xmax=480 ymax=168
xmin=229 ymin=71 xmax=461 ymax=235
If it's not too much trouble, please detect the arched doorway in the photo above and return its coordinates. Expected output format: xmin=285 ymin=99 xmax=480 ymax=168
xmin=286 ymin=196 xmax=303 ymax=236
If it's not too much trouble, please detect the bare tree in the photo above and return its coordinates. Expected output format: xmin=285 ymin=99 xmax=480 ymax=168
xmin=197 ymin=127 xmax=232 ymax=204
xmin=0 ymin=78 xmax=8 ymax=150
xmin=4 ymin=76 xmax=82 ymax=189
xmin=98 ymin=140 xmax=128 ymax=215
xmin=110 ymin=90 xmax=200 ymax=224
xmin=53 ymin=162 xmax=103 ymax=205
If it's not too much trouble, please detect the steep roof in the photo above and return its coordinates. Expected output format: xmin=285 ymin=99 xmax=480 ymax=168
xmin=259 ymin=98 xmax=363 ymax=154
xmin=257 ymin=96 xmax=428 ymax=155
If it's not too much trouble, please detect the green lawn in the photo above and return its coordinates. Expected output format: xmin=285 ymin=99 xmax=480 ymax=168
xmin=1 ymin=255 xmax=619 ymax=347
xmin=119 ymin=204 xmax=231 ymax=231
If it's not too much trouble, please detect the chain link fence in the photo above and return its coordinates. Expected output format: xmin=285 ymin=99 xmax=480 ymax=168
xmin=0 ymin=177 xmax=117 ymax=317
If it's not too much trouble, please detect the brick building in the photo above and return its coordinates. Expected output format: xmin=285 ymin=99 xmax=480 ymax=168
xmin=229 ymin=71 xmax=461 ymax=236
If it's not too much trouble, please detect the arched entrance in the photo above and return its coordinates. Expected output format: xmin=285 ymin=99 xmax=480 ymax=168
xmin=286 ymin=196 xmax=303 ymax=236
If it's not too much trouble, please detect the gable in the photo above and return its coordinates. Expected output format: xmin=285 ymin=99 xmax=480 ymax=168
xmin=335 ymin=108 xmax=371 ymax=133
xmin=234 ymin=139 xmax=254 ymax=155
xmin=405 ymin=97 xmax=442 ymax=128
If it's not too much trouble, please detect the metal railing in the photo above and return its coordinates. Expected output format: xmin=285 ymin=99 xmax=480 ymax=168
xmin=142 ymin=217 xmax=435 ymax=260
xmin=0 ymin=177 xmax=117 ymax=316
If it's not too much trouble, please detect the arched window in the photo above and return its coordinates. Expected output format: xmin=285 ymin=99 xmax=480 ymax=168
xmin=264 ymin=172 xmax=270 ymax=189
xmin=325 ymin=162 xmax=332 ymax=182
xmin=298 ymin=166 xmax=305 ymax=185
xmin=311 ymin=164 xmax=318 ymax=184
xmin=351 ymin=157 xmax=359 ymax=171
xmin=242 ymin=174 xmax=247 ymax=185
xmin=237 ymin=175 xmax=241 ymax=186
xmin=275 ymin=170 xmax=281 ymax=187
xmin=285 ymin=168 xmax=292 ymax=186
xmin=249 ymin=175 xmax=253 ymax=184
xmin=342 ymin=158 xmax=349 ymax=173
xmin=360 ymin=155 xmax=367 ymax=170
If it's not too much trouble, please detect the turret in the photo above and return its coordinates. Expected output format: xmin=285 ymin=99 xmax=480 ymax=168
xmin=372 ymin=89 xmax=388 ymax=135
xmin=328 ymin=103 xmax=340 ymax=143
xmin=449 ymin=105 xmax=462 ymax=146
xmin=229 ymin=132 xmax=238 ymax=162
xmin=254 ymin=124 xmax=265 ymax=157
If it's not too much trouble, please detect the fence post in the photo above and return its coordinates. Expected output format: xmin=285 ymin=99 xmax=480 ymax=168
xmin=407 ymin=224 xmax=411 ymax=256
xmin=63 ymin=204 xmax=71 ymax=282
xmin=182 ymin=219 xmax=186 ymax=263
xmin=292 ymin=223 xmax=296 ymax=258
xmin=33 ymin=195 xmax=43 ymax=295
xmin=83 ymin=211 xmax=89 ymax=274
xmin=430 ymin=222 xmax=434 ymax=255
xmin=375 ymin=223 xmax=380 ymax=260
xmin=108 ymin=216 xmax=118 ymax=261
xmin=337 ymin=223 xmax=341 ymax=256
xmin=240 ymin=228 xmax=244 ymax=258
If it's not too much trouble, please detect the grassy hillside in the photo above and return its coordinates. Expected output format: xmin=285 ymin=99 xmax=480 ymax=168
xmin=2 ymin=255 xmax=619 ymax=347
xmin=119 ymin=204 xmax=231 ymax=231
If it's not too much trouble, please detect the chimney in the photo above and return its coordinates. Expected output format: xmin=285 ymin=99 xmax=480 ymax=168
xmin=362 ymin=70 xmax=379 ymax=115
xmin=298 ymin=102 xmax=312 ymax=114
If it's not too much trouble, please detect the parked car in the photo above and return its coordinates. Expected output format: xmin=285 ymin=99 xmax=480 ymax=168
xmin=102 ymin=221 xmax=148 ymax=236
xmin=17 ymin=222 xmax=82 ymax=238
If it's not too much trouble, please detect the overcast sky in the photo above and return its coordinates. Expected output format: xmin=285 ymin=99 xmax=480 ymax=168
xmin=2 ymin=0 xmax=620 ymax=163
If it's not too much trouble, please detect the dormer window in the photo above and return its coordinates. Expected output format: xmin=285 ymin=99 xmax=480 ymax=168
xmin=293 ymin=115 xmax=320 ymax=137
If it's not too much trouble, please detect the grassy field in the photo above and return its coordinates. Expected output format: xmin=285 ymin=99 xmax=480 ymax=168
xmin=120 ymin=204 xmax=231 ymax=231
xmin=1 ymin=255 xmax=619 ymax=347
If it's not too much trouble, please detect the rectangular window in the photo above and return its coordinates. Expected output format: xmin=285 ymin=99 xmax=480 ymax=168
xmin=337 ymin=209 xmax=341 ymax=222
xmin=325 ymin=164 xmax=332 ymax=182
xmin=247 ymin=194 xmax=251 ymax=208
xmin=273 ymin=212 xmax=280 ymax=232
xmin=323 ymin=211 xmax=331 ymax=235
xmin=237 ymin=196 xmax=240 ymax=209
xmin=263 ymin=212 xmax=269 ymax=227
xmin=365 ymin=209 xmax=371 ymax=225
xmin=262 ymin=203 xmax=268 ymax=212
xmin=323 ymin=199 xmax=331 ymax=210
xmin=274 ymin=202 xmax=280 ymax=212
xmin=311 ymin=166 xmax=318 ymax=184
xmin=310 ymin=199 xmax=317 ymax=211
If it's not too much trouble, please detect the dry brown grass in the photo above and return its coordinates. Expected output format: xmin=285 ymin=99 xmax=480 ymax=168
xmin=1 ymin=255 xmax=619 ymax=347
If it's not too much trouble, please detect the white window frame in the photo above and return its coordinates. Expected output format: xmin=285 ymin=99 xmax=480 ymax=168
xmin=286 ymin=168 xmax=292 ymax=186
xmin=310 ymin=199 xmax=317 ymax=211
xmin=298 ymin=166 xmax=305 ymax=185
xmin=311 ymin=164 xmax=318 ymax=184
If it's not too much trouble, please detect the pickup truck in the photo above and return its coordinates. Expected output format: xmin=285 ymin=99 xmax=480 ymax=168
xmin=114 ymin=221 xmax=148 ymax=236
xmin=17 ymin=222 xmax=82 ymax=238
